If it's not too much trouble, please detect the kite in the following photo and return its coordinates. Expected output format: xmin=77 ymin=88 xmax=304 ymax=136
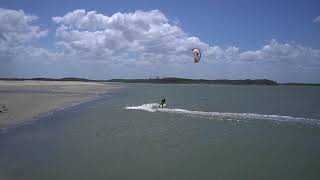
xmin=192 ymin=48 xmax=201 ymax=63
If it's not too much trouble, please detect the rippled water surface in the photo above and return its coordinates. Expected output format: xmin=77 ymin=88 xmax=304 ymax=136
xmin=1 ymin=84 xmax=320 ymax=180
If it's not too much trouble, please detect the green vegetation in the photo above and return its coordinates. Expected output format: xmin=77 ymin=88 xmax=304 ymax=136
xmin=108 ymin=78 xmax=278 ymax=85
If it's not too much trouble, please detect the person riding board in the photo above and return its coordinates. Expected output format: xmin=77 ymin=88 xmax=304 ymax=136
xmin=159 ymin=98 xmax=166 ymax=108
xmin=0 ymin=105 xmax=7 ymax=113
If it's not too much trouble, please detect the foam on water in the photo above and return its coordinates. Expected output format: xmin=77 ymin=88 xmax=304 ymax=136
xmin=125 ymin=103 xmax=320 ymax=125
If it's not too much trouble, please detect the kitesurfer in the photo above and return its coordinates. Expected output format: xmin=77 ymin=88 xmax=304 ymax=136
xmin=159 ymin=98 xmax=166 ymax=108
xmin=0 ymin=105 xmax=7 ymax=113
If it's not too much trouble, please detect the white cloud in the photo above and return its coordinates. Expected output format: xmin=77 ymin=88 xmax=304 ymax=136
xmin=52 ymin=9 xmax=209 ymax=64
xmin=313 ymin=16 xmax=320 ymax=23
xmin=0 ymin=8 xmax=48 ymax=61
xmin=0 ymin=8 xmax=47 ymax=43
xmin=1 ymin=8 xmax=320 ymax=82
xmin=239 ymin=39 xmax=320 ymax=64
xmin=52 ymin=9 xmax=320 ymax=68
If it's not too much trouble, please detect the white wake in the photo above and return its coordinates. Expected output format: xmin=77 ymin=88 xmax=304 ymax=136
xmin=125 ymin=103 xmax=320 ymax=125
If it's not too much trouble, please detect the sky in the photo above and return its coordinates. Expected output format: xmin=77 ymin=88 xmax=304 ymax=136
xmin=0 ymin=0 xmax=320 ymax=82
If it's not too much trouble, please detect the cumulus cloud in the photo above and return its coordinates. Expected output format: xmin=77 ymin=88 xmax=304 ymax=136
xmin=1 ymin=8 xmax=320 ymax=82
xmin=239 ymin=39 xmax=320 ymax=63
xmin=0 ymin=8 xmax=47 ymax=43
xmin=52 ymin=9 xmax=209 ymax=64
xmin=52 ymin=9 xmax=320 ymax=68
xmin=0 ymin=8 xmax=48 ymax=61
xmin=313 ymin=16 xmax=320 ymax=23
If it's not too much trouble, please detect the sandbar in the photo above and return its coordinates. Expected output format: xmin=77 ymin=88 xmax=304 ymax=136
xmin=0 ymin=80 xmax=121 ymax=129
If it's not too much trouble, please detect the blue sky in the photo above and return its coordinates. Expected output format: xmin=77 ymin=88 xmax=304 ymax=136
xmin=3 ymin=0 xmax=320 ymax=49
xmin=0 ymin=0 xmax=320 ymax=82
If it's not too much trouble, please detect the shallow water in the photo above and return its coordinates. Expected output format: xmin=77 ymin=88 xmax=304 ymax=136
xmin=1 ymin=84 xmax=320 ymax=180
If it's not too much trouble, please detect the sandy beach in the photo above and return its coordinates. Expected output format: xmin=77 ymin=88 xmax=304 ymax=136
xmin=0 ymin=80 xmax=120 ymax=129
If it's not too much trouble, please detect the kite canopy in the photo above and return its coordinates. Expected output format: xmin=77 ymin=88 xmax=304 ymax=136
xmin=192 ymin=48 xmax=201 ymax=63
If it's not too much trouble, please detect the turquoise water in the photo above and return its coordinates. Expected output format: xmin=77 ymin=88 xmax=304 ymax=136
xmin=1 ymin=84 xmax=320 ymax=179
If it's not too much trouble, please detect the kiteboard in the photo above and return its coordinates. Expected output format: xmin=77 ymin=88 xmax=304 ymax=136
xmin=158 ymin=103 xmax=167 ymax=108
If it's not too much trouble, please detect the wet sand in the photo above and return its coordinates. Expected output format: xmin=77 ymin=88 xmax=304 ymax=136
xmin=0 ymin=80 xmax=120 ymax=129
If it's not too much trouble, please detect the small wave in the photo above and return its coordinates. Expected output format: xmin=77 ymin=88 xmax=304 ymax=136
xmin=125 ymin=103 xmax=320 ymax=125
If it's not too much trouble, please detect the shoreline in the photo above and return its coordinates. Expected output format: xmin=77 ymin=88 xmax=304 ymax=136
xmin=0 ymin=81 xmax=122 ymax=132
xmin=0 ymin=93 xmax=112 ymax=135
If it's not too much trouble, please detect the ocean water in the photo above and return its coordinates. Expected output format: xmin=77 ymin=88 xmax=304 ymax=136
xmin=0 ymin=84 xmax=320 ymax=180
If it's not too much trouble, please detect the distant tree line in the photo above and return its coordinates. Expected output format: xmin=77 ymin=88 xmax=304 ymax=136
xmin=1 ymin=77 xmax=319 ymax=86
xmin=108 ymin=78 xmax=279 ymax=85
